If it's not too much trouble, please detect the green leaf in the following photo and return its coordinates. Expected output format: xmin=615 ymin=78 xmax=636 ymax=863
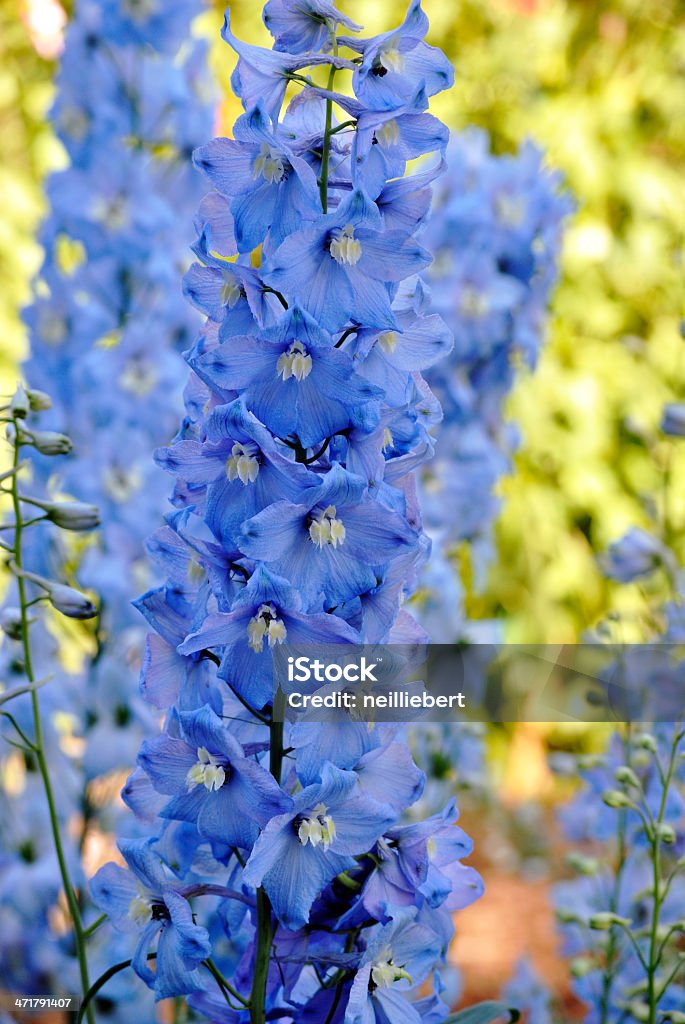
xmin=444 ymin=1001 xmax=521 ymax=1024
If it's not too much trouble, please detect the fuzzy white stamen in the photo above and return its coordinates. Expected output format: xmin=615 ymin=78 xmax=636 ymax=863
xmin=376 ymin=119 xmax=400 ymax=147
xmin=297 ymin=803 xmax=336 ymax=849
xmin=247 ymin=604 xmax=288 ymax=653
xmin=128 ymin=894 xmax=153 ymax=927
xmin=378 ymin=331 xmax=398 ymax=354
xmin=371 ymin=957 xmax=413 ymax=988
xmin=226 ymin=442 xmax=260 ymax=485
xmin=330 ymin=225 xmax=362 ymax=267
xmin=186 ymin=746 xmax=226 ymax=792
xmin=460 ymin=286 xmax=489 ymax=318
xmin=277 ymin=340 xmax=313 ymax=382
xmin=309 ymin=506 xmax=346 ymax=549
xmin=220 ymin=274 xmax=242 ymax=309
xmin=253 ymin=143 xmax=286 ymax=184
xmin=379 ymin=46 xmax=406 ymax=74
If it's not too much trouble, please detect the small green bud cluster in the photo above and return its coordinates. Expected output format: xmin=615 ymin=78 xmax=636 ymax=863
xmin=1 ymin=384 xmax=99 ymax=625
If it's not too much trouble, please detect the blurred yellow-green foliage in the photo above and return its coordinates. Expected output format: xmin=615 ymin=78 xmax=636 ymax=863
xmin=6 ymin=0 xmax=685 ymax=643
xmin=0 ymin=0 xmax=62 ymax=382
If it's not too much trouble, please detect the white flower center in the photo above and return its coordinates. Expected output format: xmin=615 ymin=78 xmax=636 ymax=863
xmin=220 ymin=274 xmax=242 ymax=309
xmin=298 ymin=803 xmax=336 ymax=849
xmin=59 ymin=106 xmax=89 ymax=141
xmin=92 ymin=195 xmax=129 ymax=231
xmin=379 ymin=46 xmax=405 ymax=74
xmin=187 ymin=558 xmax=206 ymax=584
xmin=309 ymin=506 xmax=345 ymax=549
xmin=226 ymin=442 xmax=260 ymax=485
xmin=39 ymin=314 xmax=67 ymax=346
xmin=376 ymin=119 xmax=400 ymax=148
xmin=247 ymin=603 xmax=288 ymax=653
xmin=128 ymin=894 xmax=153 ymax=927
xmin=103 ymin=466 xmax=141 ymax=503
xmin=330 ymin=225 xmax=362 ymax=267
xmin=253 ymin=143 xmax=286 ymax=185
xmin=460 ymin=286 xmax=489 ymax=318
xmin=277 ymin=340 xmax=313 ymax=382
xmin=378 ymin=331 xmax=398 ymax=354
xmin=123 ymin=0 xmax=157 ymax=21
xmin=119 ymin=359 xmax=157 ymax=397
xmin=371 ymin=958 xmax=412 ymax=988
xmin=187 ymin=746 xmax=226 ymax=792
xmin=382 ymin=427 xmax=394 ymax=452
xmin=495 ymin=193 xmax=525 ymax=227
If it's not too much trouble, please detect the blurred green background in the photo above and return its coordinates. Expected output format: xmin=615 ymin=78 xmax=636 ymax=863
xmin=4 ymin=0 xmax=685 ymax=643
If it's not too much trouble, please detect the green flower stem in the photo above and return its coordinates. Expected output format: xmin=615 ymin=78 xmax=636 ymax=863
xmin=250 ymin=691 xmax=285 ymax=1024
xmin=599 ymin=724 xmax=632 ymax=1024
xmin=319 ymin=28 xmax=339 ymax=214
xmin=646 ymin=726 xmax=682 ymax=1024
xmin=83 ymin=913 xmax=107 ymax=940
xmin=205 ymin=958 xmax=250 ymax=1009
xmin=9 ymin=413 xmax=95 ymax=1024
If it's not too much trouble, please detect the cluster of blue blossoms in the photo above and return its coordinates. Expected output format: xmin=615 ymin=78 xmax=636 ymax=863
xmin=90 ymin=3 xmax=485 ymax=1020
xmin=416 ymin=129 xmax=572 ymax=643
xmin=0 ymin=0 xmax=212 ymax=1011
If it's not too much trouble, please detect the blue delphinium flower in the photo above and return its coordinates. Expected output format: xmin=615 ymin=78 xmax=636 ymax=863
xmin=601 ymin=526 xmax=675 ymax=583
xmin=91 ymin=838 xmax=212 ymax=1000
xmin=92 ymin=4 xmax=484 ymax=1020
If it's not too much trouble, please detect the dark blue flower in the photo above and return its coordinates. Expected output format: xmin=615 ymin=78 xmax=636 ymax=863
xmin=90 ymin=839 xmax=211 ymax=1000
xmin=263 ymin=0 xmax=361 ymax=54
xmin=242 ymin=762 xmax=395 ymax=929
xmin=193 ymin=306 xmax=383 ymax=448
xmin=262 ymin=189 xmax=431 ymax=332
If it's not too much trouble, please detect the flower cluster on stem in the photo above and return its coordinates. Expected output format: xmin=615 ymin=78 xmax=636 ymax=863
xmin=91 ymin=3 xmax=486 ymax=1022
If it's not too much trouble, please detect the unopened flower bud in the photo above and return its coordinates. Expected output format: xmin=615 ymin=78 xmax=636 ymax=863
xmin=589 ymin=912 xmax=632 ymax=930
xmin=28 ymin=430 xmax=72 ymax=456
xmin=570 ymin=956 xmax=595 ymax=978
xmin=615 ymin=766 xmax=641 ymax=789
xmin=634 ymin=733 xmax=657 ymax=753
xmin=566 ymin=852 xmax=600 ymax=876
xmin=10 ymin=384 xmax=29 ymax=418
xmin=26 ymin=388 xmax=52 ymax=411
xmin=43 ymin=501 xmax=100 ymax=531
xmin=0 ymin=608 xmax=23 ymax=641
xmin=602 ymin=789 xmax=635 ymax=809
xmin=556 ymin=908 xmax=583 ymax=925
xmin=47 ymin=584 xmax=97 ymax=619
xmin=662 ymin=1010 xmax=685 ymax=1022
xmin=655 ymin=823 xmax=676 ymax=844
xmin=624 ymin=1002 xmax=648 ymax=1022
xmin=577 ymin=754 xmax=605 ymax=771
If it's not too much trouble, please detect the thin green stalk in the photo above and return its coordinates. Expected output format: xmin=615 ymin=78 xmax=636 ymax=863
xmin=599 ymin=725 xmax=632 ymax=1024
xmin=9 ymin=414 xmax=95 ymax=1024
xmin=319 ymin=32 xmax=339 ymax=214
xmin=205 ymin=958 xmax=250 ymax=1009
xmin=83 ymin=913 xmax=107 ymax=940
xmin=250 ymin=693 xmax=285 ymax=1024
xmin=646 ymin=726 xmax=681 ymax=1024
